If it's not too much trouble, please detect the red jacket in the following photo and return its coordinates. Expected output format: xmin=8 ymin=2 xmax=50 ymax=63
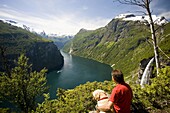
xmin=109 ymin=82 xmax=133 ymax=113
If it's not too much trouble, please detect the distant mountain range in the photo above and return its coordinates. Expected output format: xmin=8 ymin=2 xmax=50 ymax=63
xmin=38 ymin=31 xmax=74 ymax=49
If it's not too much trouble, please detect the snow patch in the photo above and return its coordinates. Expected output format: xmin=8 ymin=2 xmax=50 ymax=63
xmin=115 ymin=13 xmax=168 ymax=25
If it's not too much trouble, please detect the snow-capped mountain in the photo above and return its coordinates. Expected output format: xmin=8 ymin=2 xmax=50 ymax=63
xmin=115 ymin=13 xmax=168 ymax=25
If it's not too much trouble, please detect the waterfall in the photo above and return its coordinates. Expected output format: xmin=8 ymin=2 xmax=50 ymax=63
xmin=69 ymin=42 xmax=73 ymax=54
xmin=140 ymin=57 xmax=154 ymax=87
xmin=69 ymin=47 xmax=73 ymax=54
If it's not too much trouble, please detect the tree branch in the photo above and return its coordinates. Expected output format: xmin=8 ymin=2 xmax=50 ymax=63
xmin=116 ymin=0 xmax=147 ymax=8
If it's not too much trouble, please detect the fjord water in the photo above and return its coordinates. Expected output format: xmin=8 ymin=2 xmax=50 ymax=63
xmin=47 ymin=51 xmax=112 ymax=99
xmin=1 ymin=51 xmax=112 ymax=110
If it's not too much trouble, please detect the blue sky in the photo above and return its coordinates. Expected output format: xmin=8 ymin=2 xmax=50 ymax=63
xmin=0 ymin=0 xmax=170 ymax=35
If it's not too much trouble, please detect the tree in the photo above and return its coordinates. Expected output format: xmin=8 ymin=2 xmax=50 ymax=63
xmin=0 ymin=54 xmax=48 ymax=113
xmin=0 ymin=46 xmax=11 ymax=76
xmin=115 ymin=0 xmax=160 ymax=75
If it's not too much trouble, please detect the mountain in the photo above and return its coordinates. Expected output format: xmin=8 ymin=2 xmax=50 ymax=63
xmin=63 ymin=17 xmax=170 ymax=76
xmin=51 ymin=35 xmax=74 ymax=49
xmin=40 ymin=33 xmax=74 ymax=49
xmin=2 ymin=19 xmax=74 ymax=49
xmin=0 ymin=20 xmax=64 ymax=72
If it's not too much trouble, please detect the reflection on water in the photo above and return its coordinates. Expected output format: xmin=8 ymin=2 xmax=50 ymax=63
xmin=47 ymin=51 xmax=112 ymax=99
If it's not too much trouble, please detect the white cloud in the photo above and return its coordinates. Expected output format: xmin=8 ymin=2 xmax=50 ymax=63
xmin=0 ymin=7 xmax=111 ymax=35
xmin=2 ymin=4 xmax=8 ymax=8
xmin=158 ymin=11 xmax=170 ymax=20
xmin=78 ymin=17 xmax=110 ymax=30
xmin=82 ymin=6 xmax=88 ymax=10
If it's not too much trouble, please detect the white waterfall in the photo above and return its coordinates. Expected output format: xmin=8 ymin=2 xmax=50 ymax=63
xmin=69 ymin=47 xmax=73 ymax=54
xmin=69 ymin=42 xmax=73 ymax=54
xmin=140 ymin=57 xmax=154 ymax=87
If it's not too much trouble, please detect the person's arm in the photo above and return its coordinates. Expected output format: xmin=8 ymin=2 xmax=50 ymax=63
xmin=97 ymin=101 xmax=113 ymax=112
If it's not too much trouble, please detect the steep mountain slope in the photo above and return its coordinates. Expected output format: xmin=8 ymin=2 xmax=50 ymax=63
xmin=0 ymin=20 xmax=64 ymax=71
xmin=63 ymin=19 xmax=170 ymax=76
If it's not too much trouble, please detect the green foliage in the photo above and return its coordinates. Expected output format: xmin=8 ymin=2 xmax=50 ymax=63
xmin=159 ymin=23 xmax=170 ymax=58
xmin=132 ymin=66 xmax=170 ymax=112
xmin=0 ymin=54 xmax=48 ymax=113
xmin=34 ymin=67 xmax=170 ymax=112
xmin=34 ymin=81 xmax=115 ymax=113
xmin=0 ymin=108 xmax=11 ymax=113
xmin=145 ymin=66 xmax=170 ymax=108
xmin=32 ymin=93 xmax=57 ymax=113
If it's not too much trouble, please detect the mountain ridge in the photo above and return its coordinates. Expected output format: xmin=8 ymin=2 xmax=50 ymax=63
xmin=63 ymin=18 xmax=170 ymax=76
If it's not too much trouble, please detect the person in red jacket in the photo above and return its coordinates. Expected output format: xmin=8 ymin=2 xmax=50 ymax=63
xmin=97 ymin=69 xmax=133 ymax=113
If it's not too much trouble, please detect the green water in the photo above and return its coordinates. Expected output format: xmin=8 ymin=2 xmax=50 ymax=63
xmin=0 ymin=51 xmax=112 ymax=110
xmin=47 ymin=51 xmax=112 ymax=99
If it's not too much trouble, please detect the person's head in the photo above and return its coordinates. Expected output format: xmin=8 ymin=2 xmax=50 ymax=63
xmin=111 ymin=69 xmax=124 ymax=84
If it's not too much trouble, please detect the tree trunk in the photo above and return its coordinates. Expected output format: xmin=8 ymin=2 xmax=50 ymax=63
xmin=146 ymin=0 xmax=160 ymax=75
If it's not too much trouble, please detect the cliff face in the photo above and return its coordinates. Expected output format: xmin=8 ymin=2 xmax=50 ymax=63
xmin=0 ymin=20 xmax=64 ymax=72
xmin=26 ymin=42 xmax=64 ymax=71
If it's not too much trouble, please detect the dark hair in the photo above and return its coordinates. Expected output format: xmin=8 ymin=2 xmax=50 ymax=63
xmin=111 ymin=69 xmax=124 ymax=83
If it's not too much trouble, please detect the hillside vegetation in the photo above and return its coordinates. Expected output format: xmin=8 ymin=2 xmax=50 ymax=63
xmin=1 ymin=62 xmax=169 ymax=112
xmin=31 ymin=66 xmax=170 ymax=113
xmin=63 ymin=19 xmax=170 ymax=76
xmin=0 ymin=20 xmax=64 ymax=71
